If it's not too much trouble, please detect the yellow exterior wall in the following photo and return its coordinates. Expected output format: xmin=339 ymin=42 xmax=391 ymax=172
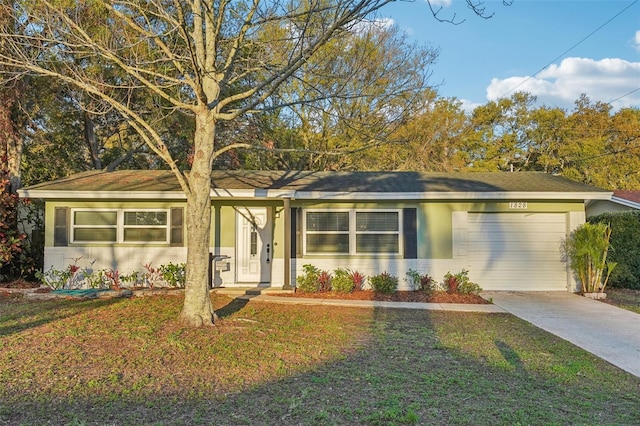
xmin=291 ymin=199 xmax=585 ymax=260
xmin=45 ymin=198 xmax=585 ymax=262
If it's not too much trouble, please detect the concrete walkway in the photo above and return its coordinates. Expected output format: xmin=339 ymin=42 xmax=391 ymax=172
xmin=237 ymin=293 xmax=505 ymax=312
xmin=483 ymin=291 xmax=640 ymax=378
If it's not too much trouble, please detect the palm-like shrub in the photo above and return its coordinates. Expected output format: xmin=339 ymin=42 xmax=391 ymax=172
xmin=563 ymin=222 xmax=617 ymax=293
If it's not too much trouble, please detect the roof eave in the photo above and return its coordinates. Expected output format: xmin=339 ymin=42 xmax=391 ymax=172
xmin=18 ymin=189 xmax=612 ymax=201
xmin=17 ymin=189 xmax=187 ymax=200
xmin=291 ymin=191 xmax=613 ymax=201
xmin=610 ymin=196 xmax=640 ymax=210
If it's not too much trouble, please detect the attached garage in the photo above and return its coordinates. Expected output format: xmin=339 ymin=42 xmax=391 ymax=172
xmin=467 ymin=213 xmax=569 ymax=291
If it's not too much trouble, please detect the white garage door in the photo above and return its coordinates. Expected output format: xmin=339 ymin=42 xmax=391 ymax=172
xmin=467 ymin=213 xmax=568 ymax=291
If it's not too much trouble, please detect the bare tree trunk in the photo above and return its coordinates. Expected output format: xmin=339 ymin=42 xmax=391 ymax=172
xmin=179 ymin=111 xmax=216 ymax=326
xmin=84 ymin=113 xmax=102 ymax=170
xmin=0 ymin=96 xmax=21 ymax=191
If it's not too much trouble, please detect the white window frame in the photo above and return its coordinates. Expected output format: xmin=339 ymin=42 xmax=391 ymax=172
xmin=70 ymin=208 xmax=170 ymax=244
xmin=354 ymin=210 xmax=402 ymax=254
xmin=303 ymin=209 xmax=402 ymax=255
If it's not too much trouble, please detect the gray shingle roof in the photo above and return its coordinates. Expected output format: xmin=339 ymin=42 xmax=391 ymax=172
xmin=21 ymin=169 xmax=608 ymax=195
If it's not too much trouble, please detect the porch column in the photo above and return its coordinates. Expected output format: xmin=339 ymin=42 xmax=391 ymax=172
xmin=282 ymin=197 xmax=292 ymax=290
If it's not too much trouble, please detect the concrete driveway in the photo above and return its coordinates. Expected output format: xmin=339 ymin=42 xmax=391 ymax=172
xmin=483 ymin=291 xmax=640 ymax=378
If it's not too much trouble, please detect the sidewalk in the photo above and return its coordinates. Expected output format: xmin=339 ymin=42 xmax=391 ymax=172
xmin=236 ymin=293 xmax=506 ymax=313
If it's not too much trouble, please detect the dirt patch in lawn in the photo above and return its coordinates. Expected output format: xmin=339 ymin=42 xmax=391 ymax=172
xmin=270 ymin=290 xmax=489 ymax=304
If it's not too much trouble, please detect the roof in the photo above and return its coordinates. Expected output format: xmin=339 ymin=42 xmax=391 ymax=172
xmin=613 ymin=190 xmax=640 ymax=204
xmin=18 ymin=169 xmax=612 ymax=201
xmin=611 ymin=190 xmax=640 ymax=210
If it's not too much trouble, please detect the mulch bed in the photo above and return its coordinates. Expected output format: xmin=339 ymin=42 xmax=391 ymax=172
xmin=0 ymin=279 xmax=41 ymax=289
xmin=270 ymin=290 xmax=489 ymax=304
xmin=1 ymin=280 xmax=488 ymax=304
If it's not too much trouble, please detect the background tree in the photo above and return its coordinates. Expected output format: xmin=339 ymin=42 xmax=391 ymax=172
xmin=0 ymin=0 xmax=412 ymax=326
xmin=462 ymin=92 xmax=536 ymax=171
xmin=230 ymin=21 xmax=438 ymax=171
xmin=0 ymin=2 xmax=24 ymax=191
xmin=355 ymin=96 xmax=471 ymax=171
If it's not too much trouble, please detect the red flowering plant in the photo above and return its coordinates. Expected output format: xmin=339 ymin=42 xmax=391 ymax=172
xmin=0 ymin=164 xmax=26 ymax=281
xmin=104 ymin=269 xmax=121 ymax=291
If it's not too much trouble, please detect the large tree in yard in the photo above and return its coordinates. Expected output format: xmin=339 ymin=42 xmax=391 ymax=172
xmin=0 ymin=0 xmax=497 ymax=326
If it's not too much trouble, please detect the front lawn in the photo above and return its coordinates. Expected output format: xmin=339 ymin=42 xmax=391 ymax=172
xmin=1 ymin=294 xmax=639 ymax=425
xmin=603 ymin=288 xmax=640 ymax=314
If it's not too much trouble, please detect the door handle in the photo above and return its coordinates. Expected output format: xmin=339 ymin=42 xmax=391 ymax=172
xmin=266 ymin=243 xmax=270 ymax=263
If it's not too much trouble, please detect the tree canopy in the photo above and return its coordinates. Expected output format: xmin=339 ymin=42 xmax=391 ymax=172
xmin=4 ymin=0 xmax=637 ymax=329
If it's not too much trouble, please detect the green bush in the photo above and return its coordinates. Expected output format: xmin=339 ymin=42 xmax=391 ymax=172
xmin=443 ymin=269 xmax=482 ymax=295
xmin=296 ymin=264 xmax=320 ymax=292
xmin=405 ymin=269 xmax=435 ymax=292
xmin=563 ymin=222 xmax=616 ymax=293
xmin=369 ymin=272 xmax=398 ymax=294
xmin=589 ymin=211 xmax=640 ymax=289
xmin=160 ymin=262 xmax=186 ymax=288
xmin=332 ymin=268 xmax=354 ymax=293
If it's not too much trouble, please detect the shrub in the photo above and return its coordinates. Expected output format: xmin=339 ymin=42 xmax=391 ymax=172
xmin=37 ymin=260 xmax=104 ymax=290
xmin=160 ymin=262 xmax=186 ymax=288
xmin=589 ymin=211 xmax=640 ymax=289
xmin=443 ymin=269 xmax=482 ymax=295
xmin=369 ymin=272 xmax=398 ymax=294
xmin=0 ymin=166 xmax=26 ymax=282
xmin=563 ymin=222 xmax=616 ymax=293
xmin=317 ymin=270 xmax=332 ymax=292
xmin=121 ymin=271 xmax=141 ymax=287
xmin=332 ymin=268 xmax=354 ymax=293
xmin=443 ymin=271 xmax=458 ymax=294
xmin=296 ymin=264 xmax=321 ymax=292
xmin=143 ymin=263 xmax=162 ymax=288
xmin=37 ymin=261 xmax=186 ymax=290
xmin=405 ymin=269 xmax=435 ymax=292
xmin=349 ymin=269 xmax=367 ymax=291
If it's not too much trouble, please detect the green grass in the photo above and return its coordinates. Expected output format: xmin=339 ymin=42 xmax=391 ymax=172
xmin=604 ymin=288 xmax=640 ymax=314
xmin=1 ymin=294 xmax=639 ymax=425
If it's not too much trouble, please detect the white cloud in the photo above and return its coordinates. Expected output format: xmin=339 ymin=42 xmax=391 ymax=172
xmin=350 ymin=17 xmax=395 ymax=35
xmin=427 ymin=0 xmax=453 ymax=7
xmin=458 ymin=98 xmax=483 ymax=113
xmin=486 ymin=57 xmax=640 ymax=110
xmin=634 ymin=30 xmax=640 ymax=51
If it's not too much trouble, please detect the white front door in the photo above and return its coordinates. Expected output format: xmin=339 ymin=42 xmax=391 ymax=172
xmin=236 ymin=207 xmax=272 ymax=284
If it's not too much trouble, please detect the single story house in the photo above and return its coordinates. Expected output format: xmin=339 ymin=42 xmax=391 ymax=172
xmin=18 ymin=170 xmax=612 ymax=292
xmin=586 ymin=190 xmax=640 ymax=217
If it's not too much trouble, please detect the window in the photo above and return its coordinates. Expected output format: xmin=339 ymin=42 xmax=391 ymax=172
xmin=73 ymin=210 xmax=118 ymax=242
xmin=123 ymin=211 xmax=168 ymax=242
xmin=304 ymin=210 xmax=401 ymax=255
xmin=355 ymin=211 xmax=399 ymax=253
xmin=305 ymin=211 xmax=349 ymax=253
xmin=71 ymin=209 xmax=170 ymax=244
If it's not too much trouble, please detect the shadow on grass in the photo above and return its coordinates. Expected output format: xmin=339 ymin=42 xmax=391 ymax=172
xmin=495 ymin=339 xmax=525 ymax=373
xmin=1 ymin=304 xmax=640 ymax=425
xmin=214 ymin=296 xmax=251 ymax=319
xmin=0 ymin=297 xmax=126 ymax=337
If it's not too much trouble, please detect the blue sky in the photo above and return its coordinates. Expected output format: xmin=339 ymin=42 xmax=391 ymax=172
xmin=381 ymin=0 xmax=640 ymax=111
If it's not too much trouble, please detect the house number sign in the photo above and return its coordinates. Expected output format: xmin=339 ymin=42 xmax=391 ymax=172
xmin=509 ymin=202 xmax=528 ymax=209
